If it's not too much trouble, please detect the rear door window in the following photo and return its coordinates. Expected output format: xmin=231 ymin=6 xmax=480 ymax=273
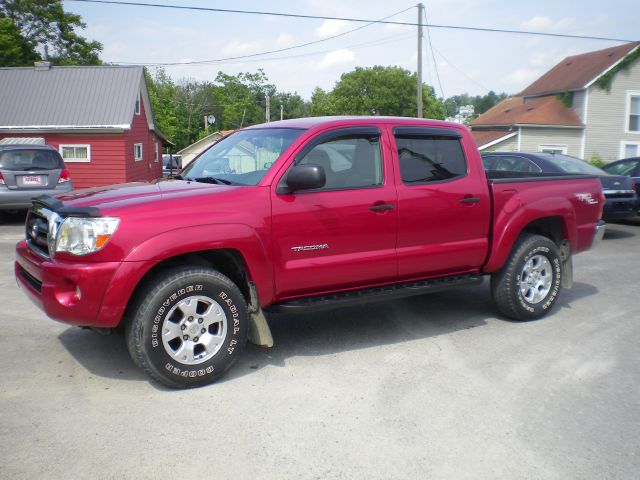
xmin=492 ymin=155 xmax=542 ymax=173
xmin=394 ymin=128 xmax=467 ymax=184
xmin=0 ymin=149 xmax=62 ymax=171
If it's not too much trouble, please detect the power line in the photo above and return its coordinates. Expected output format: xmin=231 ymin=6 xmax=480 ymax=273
xmin=422 ymin=7 xmax=444 ymax=99
xmin=142 ymin=32 xmax=414 ymax=68
xmin=432 ymin=46 xmax=493 ymax=93
xmin=68 ymin=0 xmax=636 ymax=43
xmin=117 ymin=6 xmax=414 ymax=66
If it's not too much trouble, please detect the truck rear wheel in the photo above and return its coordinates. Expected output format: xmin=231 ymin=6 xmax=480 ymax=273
xmin=491 ymin=234 xmax=562 ymax=321
xmin=126 ymin=266 xmax=248 ymax=388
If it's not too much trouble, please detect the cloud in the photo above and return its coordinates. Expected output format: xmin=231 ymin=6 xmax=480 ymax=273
xmin=317 ymin=49 xmax=355 ymax=70
xmin=220 ymin=40 xmax=261 ymax=56
xmin=530 ymin=51 xmax=556 ymax=67
xmin=275 ymin=33 xmax=295 ymax=47
xmin=315 ymin=19 xmax=351 ymax=37
xmin=505 ymin=67 xmax=540 ymax=85
xmin=521 ymin=16 xmax=575 ymax=31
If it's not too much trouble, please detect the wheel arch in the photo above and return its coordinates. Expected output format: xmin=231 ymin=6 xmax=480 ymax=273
xmin=484 ymin=213 xmax=573 ymax=273
xmin=92 ymin=222 xmax=275 ymax=329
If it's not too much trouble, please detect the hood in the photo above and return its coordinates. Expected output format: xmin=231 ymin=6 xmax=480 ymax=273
xmin=55 ymin=178 xmax=226 ymax=208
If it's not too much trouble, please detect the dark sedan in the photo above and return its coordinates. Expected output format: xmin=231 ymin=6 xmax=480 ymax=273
xmin=482 ymin=152 xmax=638 ymax=221
xmin=601 ymin=157 xmax=640 ymax=212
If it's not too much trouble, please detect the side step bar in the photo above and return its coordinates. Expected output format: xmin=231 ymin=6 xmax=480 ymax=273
xmin=269 ymin=274 xmax=483 ymax=313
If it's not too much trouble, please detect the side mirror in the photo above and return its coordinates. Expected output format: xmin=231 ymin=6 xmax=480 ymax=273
xmin=284 ymin=164 xmax=326 ymax=193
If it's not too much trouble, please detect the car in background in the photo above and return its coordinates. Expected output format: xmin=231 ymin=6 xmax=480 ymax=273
xmin=481 ymin=152 xmax=637 ymax=221
xmin=0 ymin=144 xmax=72 ymax=215
xmin=601 ymin=157 xmax=640 ymax=212
xmin=162 ymin=154 xmax=182 ymax=177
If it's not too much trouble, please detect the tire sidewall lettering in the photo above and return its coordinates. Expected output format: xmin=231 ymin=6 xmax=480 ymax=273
xmin=146 ymin=281 xmax=245 ymax=380
xmin=515 ymin=245 xmax=561 ymax=313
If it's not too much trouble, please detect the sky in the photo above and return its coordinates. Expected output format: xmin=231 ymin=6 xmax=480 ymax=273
xmin=64 ymin=0 xmax=639 ymax=100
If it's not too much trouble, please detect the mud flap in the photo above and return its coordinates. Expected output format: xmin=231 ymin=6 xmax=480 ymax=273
xmin=248 ymin=282 xmax=274 ymax=347
xmin=560 ymin=240 xmax=573 ymax=289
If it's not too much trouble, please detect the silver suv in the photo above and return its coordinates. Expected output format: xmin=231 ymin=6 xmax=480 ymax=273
xmin=0 ymin=144 xmax=73 ymax=213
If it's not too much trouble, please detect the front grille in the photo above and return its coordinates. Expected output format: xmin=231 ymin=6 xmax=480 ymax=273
xmin=605 ymin=192 xmax=635 ymax=199
xmin=17 ymin=264 xmax=42 ymax=292
xmin=25 ymin=208 xmax=51 ymax=257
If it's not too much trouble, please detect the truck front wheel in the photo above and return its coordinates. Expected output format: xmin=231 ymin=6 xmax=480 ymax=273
xmin=126 ymin=266 xmax=248 ymax=388
xmin=491 ymin=234 xmax=562 ymax=321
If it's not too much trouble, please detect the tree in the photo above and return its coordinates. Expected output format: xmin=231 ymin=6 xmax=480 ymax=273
xmin=310 ymin=66 xmax=444 ymax=119
xmin=272 ymin=92 xmax=310 ymax=120
xmin=146 ymin=68 xmax=179 ymax=147
xmin=0 ymin=0 xmax=102 ymax=65
xmin=0 ymin=15 xmax=39 ymax=66
xmin=443 ymin=91 xmax=508 ymax=120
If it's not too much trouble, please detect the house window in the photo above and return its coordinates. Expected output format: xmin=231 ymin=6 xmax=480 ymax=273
xmin=539 ymin=144 xmax=567 ymax=154
xmin=135 ymin=92 xmax=141 ymax=115
xmin=154 ymin=142 xmax=159 ymax=162
xmin=59 ymin=144 xmax=91 ymax=163
xmin=621 ymin=141 xmax=640 ymax=158
xmin=627 ymin=92 xmax=640 ymax=133
xmin=134 ymin=143 xmax=143 ymax=161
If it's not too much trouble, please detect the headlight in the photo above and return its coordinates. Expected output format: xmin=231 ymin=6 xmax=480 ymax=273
xmin=54 ymin=217 xmax=120 ymax=256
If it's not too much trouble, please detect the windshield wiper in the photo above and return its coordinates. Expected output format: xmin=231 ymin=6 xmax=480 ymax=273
xmin=191 ymin=176 xmax=234 ymax=185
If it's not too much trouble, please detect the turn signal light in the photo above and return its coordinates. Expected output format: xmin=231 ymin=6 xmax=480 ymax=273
xmin=0 ymin=171 xmax=4 ymax=185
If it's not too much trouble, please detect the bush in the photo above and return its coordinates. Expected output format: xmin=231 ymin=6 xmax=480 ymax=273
xmin=589 ymin=152 xmax=606 ymax=168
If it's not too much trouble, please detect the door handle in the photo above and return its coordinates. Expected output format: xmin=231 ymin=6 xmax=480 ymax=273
xmin=459 ymin=197 xmax=480 ymax=204
xmin=369 ymin=204 xmax=395 ymax=211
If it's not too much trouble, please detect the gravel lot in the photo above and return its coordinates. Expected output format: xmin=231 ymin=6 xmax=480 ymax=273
xmin=1 ymin=212 xmax=639 ymax=480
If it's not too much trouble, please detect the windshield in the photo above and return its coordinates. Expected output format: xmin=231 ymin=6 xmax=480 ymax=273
xmin=542 ymin=154 xmax=606 ymax=175
xmin=181 ymin=128 xmax=305 ymax=185
xmin=0 ymin=149 xmax=62 ymax=171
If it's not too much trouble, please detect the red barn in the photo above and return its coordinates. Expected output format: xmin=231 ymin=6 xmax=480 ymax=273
xmin=0 ymin=62 xmax=172 ymax=189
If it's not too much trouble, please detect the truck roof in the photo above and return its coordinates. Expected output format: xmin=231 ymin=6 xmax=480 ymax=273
xmin=244 ymin=116 xmax=462 ymax=131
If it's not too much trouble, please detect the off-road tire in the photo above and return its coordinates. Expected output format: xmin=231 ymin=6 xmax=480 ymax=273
xmin=491 ymin=234 xmax=562 ymax=321
xmin=126 ymin=266 xmax=248 ymax=388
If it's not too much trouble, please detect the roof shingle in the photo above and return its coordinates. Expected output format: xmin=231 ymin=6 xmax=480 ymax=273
xmin=470 ymin=96 xmax=583 ymax=128
xmin=520 ymin=41 xmax=640 ymax=97
xmin=471 ymin=130 xmax=515 ymax=149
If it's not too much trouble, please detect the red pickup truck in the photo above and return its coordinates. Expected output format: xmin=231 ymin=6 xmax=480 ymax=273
xmin=15 ymin=117 xmax=605 ymax=388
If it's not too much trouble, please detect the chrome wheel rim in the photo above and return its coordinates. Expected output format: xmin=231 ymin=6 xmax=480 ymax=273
xmin=518 ymin=255 xmax=553 ymax=305
xmin=161 ymin=295 xmax=227 ymax=365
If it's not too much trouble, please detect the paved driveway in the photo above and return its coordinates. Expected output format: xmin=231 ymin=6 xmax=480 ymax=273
xmin=1 ymin=213 xmax=639 ymax=480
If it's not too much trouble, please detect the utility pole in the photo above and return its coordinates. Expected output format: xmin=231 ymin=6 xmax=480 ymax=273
xmin=280 ymin=103 xmax=284 ymax=121
xmin=265 ymin=94 xmax=270 ymax=123
xmin=417 ymin=3 xmax=424 ymax=118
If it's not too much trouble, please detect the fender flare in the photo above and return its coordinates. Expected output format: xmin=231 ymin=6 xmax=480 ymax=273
xmin=484 ymin=196 xmax=576 ymax=273
xmin=95 ymin=223 xmax=273 ymax=328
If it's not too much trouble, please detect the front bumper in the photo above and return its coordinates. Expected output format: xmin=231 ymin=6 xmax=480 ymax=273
xmin=15 ymin=240 xmax=155 ymax=328
xmin=602 ymin=197 xmax=637 ymax=221
xmin=15 ymin=240 xmax=121 ymax=326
